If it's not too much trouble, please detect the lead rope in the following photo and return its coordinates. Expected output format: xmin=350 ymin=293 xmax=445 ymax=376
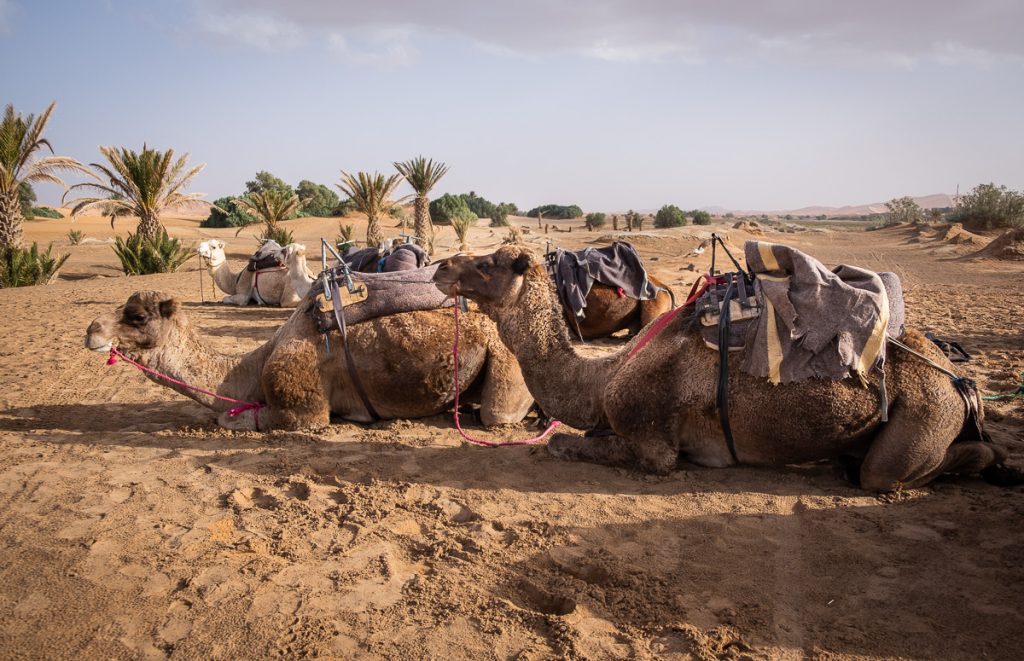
xmin=450 ymin=291 xmax=561 ymax=447
xmin=106 ymin=345 xmax=265 ymax=427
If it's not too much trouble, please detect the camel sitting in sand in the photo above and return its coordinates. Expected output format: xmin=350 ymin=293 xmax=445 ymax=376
xmin=567 ymin=280 xmax=674 ymax=340
xmin=197 ymin=239 xmax=303 ymax=307
xmin=434 ymin=246 xmax=1013 ymax=491
xmin=85 ymin=291 xmax=533 ymax=430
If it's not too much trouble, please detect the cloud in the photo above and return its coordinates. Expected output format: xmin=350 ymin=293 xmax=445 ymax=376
xmin=195 ymin=7 xmax=303 ymax=50
xmin=191 ymin=0 xmax=1024 ymax=67
xmin=327 ymin=27 xmax=418 ymax=66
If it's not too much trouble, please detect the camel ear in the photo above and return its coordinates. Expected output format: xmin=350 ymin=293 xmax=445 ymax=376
xmin=511 ymin=253 xmax=532 ymax=275
xmin=159 ymin=298 xmax=180 ymax=318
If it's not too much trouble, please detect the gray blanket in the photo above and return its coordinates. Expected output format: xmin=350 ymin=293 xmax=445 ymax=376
xmin=310 ymin=263 xmax=452 ymax=327
xmin=738 ymin=241 xmax=894 ymax=384
xmin=342 ymin=243 xmax=428 ymax=273
xmin=553 ymin=241 xmax=660 ymax=319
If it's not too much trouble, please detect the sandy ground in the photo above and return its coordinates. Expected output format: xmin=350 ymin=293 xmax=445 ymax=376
xmin=0 ymin=212 xmax=1022 ymax=659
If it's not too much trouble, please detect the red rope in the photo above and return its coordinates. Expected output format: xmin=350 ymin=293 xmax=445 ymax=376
xmin=106 ymin=346 xmax=264 ymax=424
xmin=451 ymin=293 xmax=561 ymax=447
xmin=627 ymin=272 xmax=712 ymax=362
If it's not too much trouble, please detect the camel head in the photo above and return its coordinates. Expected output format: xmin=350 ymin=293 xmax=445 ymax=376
xmin=284 ymin=242 xmax=307 ymax=268
xmin=197 ymin=239 xmax=227 ymax=267
xmin=433 ymin=246 xmax=536 ymax=307
xmin=85 ymin=291 xmax=184 ymax=356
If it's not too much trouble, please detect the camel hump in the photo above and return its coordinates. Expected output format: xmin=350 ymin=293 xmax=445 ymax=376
xmin=549 ymin=241 xmax=660 ymax=319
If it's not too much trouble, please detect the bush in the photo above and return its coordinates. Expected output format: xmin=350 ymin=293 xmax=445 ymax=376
xmin=295 ymin=180 xmax=341 ymax=217
xmin=66 ymin=229 xmax=84 ymax=245
xmin=430 ymin=193 xmax=476 ymax=225
xmin=691 ymin=209 xmax=712 ymax=225
xmin=18 ymin=182 xmax=36 ymax=217
xmin=951 ymin=183 xmax=1024 ymax=231
xmin=525 ymin=204 xmax=583 ymax=219
xmin=492 ymin=202 xmax=518 ymax=227
xmin=113 ymin=230 xmax=193 ymax=275
xmin=451 ymin=213 xmax=476 ymax=250
xmin=337 ymin=223 xmax=356 ymax=251
xmin=257 ymin=225 xmax=294 ymax=247
xmin=0 ymin=243 xmax=69 ymax=287
xmin=334 ymin=198 xmax=357 ymax=216
xmin=885 ymin=197 xmax=922 ymax=226
xmin=201 ymin=196 xmax=255 ymax=228
xmin=655 ymin=205 xmax=687 ymax=228
xmin=30 ymin=206 xmax=64 ymax=219
xmin=585 ymin=212 xmax=607 ymax=229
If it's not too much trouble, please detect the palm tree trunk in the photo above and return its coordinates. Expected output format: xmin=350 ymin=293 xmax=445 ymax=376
xmin=366 ymin=214 xmax=384 ymax=248
xmin=413 ymin=195 xmax=432 ymax=253
xmin=138 ymin=211 xmax=162 ymax=240
xmin=0 ymin=190 xmax=24 ymax=249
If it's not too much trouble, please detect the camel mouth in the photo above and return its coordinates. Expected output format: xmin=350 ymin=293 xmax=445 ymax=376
xmin=85 ymin=339 xmax=112 ymax=353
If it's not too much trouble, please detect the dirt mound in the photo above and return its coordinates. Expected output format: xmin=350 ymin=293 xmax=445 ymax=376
xmin=968 ymin=228 xmax=1024 ymax=260
xmin=732 ymin=221 xmax=763 ymax=234
xmin=939 ymin=223 xmax=986 ymax=245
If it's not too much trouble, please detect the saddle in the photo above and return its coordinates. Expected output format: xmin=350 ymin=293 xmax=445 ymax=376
xmin=246 ymin=240 xmax=287 ymax=272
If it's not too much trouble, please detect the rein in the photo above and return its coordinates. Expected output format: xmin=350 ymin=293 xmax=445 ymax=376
xmin=627 ymin=273 xmax=713 ymax=362
xmin=450 ymin=290 xmax=561 ymax=447
xmin=106 ymin=345 xmax=265 ymax=426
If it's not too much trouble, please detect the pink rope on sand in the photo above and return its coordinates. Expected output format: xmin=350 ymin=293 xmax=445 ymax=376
xmin=450 ymin=292 xmax=560 ymax=447
xmin=106 ymin=346 xmax=264 ymax=424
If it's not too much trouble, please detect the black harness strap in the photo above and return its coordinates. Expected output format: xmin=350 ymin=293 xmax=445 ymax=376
xmin=330 ymin=280 xmax=380 ymax=421
xmin=716 ymin=277 xmax=740 ymax=463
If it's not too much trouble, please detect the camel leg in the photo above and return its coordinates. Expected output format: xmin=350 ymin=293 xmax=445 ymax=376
xmin=478 ymin=345 xmax=534 ymax=427
xmin=858 ymin=401 xmax=1001 ymax=491
xmin=547 ymin=432 xmax=677 ymax=474
xmin=257 ymin=340 xmax=330 ymax=431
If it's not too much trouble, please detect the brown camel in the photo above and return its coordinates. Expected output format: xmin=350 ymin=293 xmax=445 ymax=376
xmin=434 ymin=246 xmax=1011 ymax=491
xmin=85 ymin=291 xmax=533 ymax=431
xmin=567 ymin=278 xmax=674 ymax=340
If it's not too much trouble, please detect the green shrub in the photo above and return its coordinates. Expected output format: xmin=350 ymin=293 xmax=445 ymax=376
xmin=66 ymin=229 xmax=84 ymax=245
xmin=951 ymin=183 xmax=1024 ymax=231
xmin=18 ymin=182 xmax=36 ymax=217
xmin=201 ymin=196 xmax=255 ymax=228
xmin=430 ymin=193 xmax=476 ymax=225
xmin=655 ymin=205 xmax=687 ymax=228
xmin=585 ymin=212 xmax=607 ymax=229
xmin=257 ymin=225 xmax=294 ymax=247
xmin=30 ymin=206 xmax=63 ymax=219
xmin=337 ymin=223 xmax=356 ymax=251
xmin=113 ymin=230 xmax=193 ymax=275
xmin=451 ymin=213 xmax=476 ymax=250
xmin=525 ymin=204 xmax=583 ymax=219
xmin=691 ymin=209 xmax=712 ymax=225
xmin=295 ymin=180 xmax=341 ymax=217
xmin=0 ymin=243 xmax=69 ymax=287
xmin=885 ymin=197 xmax=922 ymax=226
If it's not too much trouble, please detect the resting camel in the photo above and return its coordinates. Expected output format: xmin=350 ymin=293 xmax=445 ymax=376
xmin=434 ymin=246 xmax=1013 ymax=491
xmin=84 ymin=291 xmax=533 ymax=430
xmin=566 ymin=279 xmax=674 ymax=340
xmin=197 ymin=239 xmax=302 ymax=307
xmin=284 ymin=243 xmax=315 ymax=298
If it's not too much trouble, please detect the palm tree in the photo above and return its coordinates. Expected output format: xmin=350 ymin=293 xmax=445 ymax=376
xmin=231 ymin=188 xmax=300 ymax=245
xmin=0 ymin=102 xmax=88 ymax=248
xmin=64 ymin=145 xmax=207 ymax=240
xmin=337 ymin=171 xmax=403 ymax=248
xmin=393 ymin=156 xmax=449 ymax=253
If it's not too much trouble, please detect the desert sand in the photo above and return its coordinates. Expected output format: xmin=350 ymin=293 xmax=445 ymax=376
xmin=0 ymin=211 xmax=1022 ymax=659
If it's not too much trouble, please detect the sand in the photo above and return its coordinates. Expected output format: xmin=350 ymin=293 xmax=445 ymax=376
xmin=0 ymin=214 xmax=1022 ymax=659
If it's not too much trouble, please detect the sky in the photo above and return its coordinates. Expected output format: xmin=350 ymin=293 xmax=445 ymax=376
xmin=3 ymin=0 xmax=1023 ymax=212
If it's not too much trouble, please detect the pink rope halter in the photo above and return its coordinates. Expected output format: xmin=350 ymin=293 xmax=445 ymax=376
xmin=450 ymin=290 xmax=561 ymax=447
xmin=106 ymin=345 xmax=265 ymax=425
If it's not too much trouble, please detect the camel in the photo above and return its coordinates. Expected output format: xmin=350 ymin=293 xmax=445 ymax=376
xmin=84 ymin=290 xmax=534 ymax=431
xmin=284 ymin=243 xmax=315 ymax=298
xmin=566 ymin=279 xmax=674 ymax=340
xmin=197 ymin=239 xmax=302 ymax=307
xmin=434 ymin=246 xmax=1013 ymax=491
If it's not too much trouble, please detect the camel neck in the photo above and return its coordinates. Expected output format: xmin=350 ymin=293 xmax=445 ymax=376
xmin=209 ymin=259 xmax=239 ymax=295
xmin=485 ymin=269 xmax=621 ymax=429
xmin=140 ymin=322 xmax=264 ymax=412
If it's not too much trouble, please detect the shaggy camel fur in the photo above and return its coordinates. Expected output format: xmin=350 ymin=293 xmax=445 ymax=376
xmin=567 ymin=279 xmax=674 ymax=340
xmin=85 ymin=291 xmax=533 ymax=431
xmin=434 ymin=246 xmax=1011 ymax=491
xmin=284 ymin=243 xmax=315 ymax=298
xmin=197 ymin=239 xmax=302 ymax=307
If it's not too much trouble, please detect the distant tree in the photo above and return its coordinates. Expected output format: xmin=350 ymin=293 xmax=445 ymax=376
xmin=231 ymin=188 xmax=300 ymax=245
xmin=492 ymin=202 xmax=518 ymax=227
xmin=655 ymin=205 xmax=687 ymax=228
xmin=430 ymin=193 xmax=476 ymax=226
xmin=584 ymin=212 xmax=607 ymax=230
xmin=951 ymin=183 xmax=1024 ymax=230
xmin=245 ymin=171 xmax=292 ymax=198
xmin=525 ymin=204 xmax=583 ymax=219
xmin=624 ymin=209 xmax=643 ymax=231
xmin=394 ymin=156 xmax=449 ymax=251
xmin=338 ymin=171 xmax=404 ymax=247
xmin=18 ymin=182 xmax=36 ymax=218
xmin=884 ymin=196 xmax=922 ymax=226
xmin=201 ymin=196 xmax=254 ymax=228
xmin=295 ymin=180 xmax=340 ymax=217
xmin=691 ymin=209 xmax=712 ymax=225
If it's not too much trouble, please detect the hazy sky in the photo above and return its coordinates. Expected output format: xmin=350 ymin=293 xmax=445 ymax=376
xmin=3 ymin=0 xmax=1022 ymax=211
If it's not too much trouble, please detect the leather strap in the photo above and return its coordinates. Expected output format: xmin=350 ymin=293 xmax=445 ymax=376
xmin=716 ymin=276 xmax=740 ymax=463
xmin=330 ymin=280 xmax=380 ymax=421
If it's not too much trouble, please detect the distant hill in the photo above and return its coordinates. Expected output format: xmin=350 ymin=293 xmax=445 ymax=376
xmin=705 ymin=193 xmax=956 ymax=218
